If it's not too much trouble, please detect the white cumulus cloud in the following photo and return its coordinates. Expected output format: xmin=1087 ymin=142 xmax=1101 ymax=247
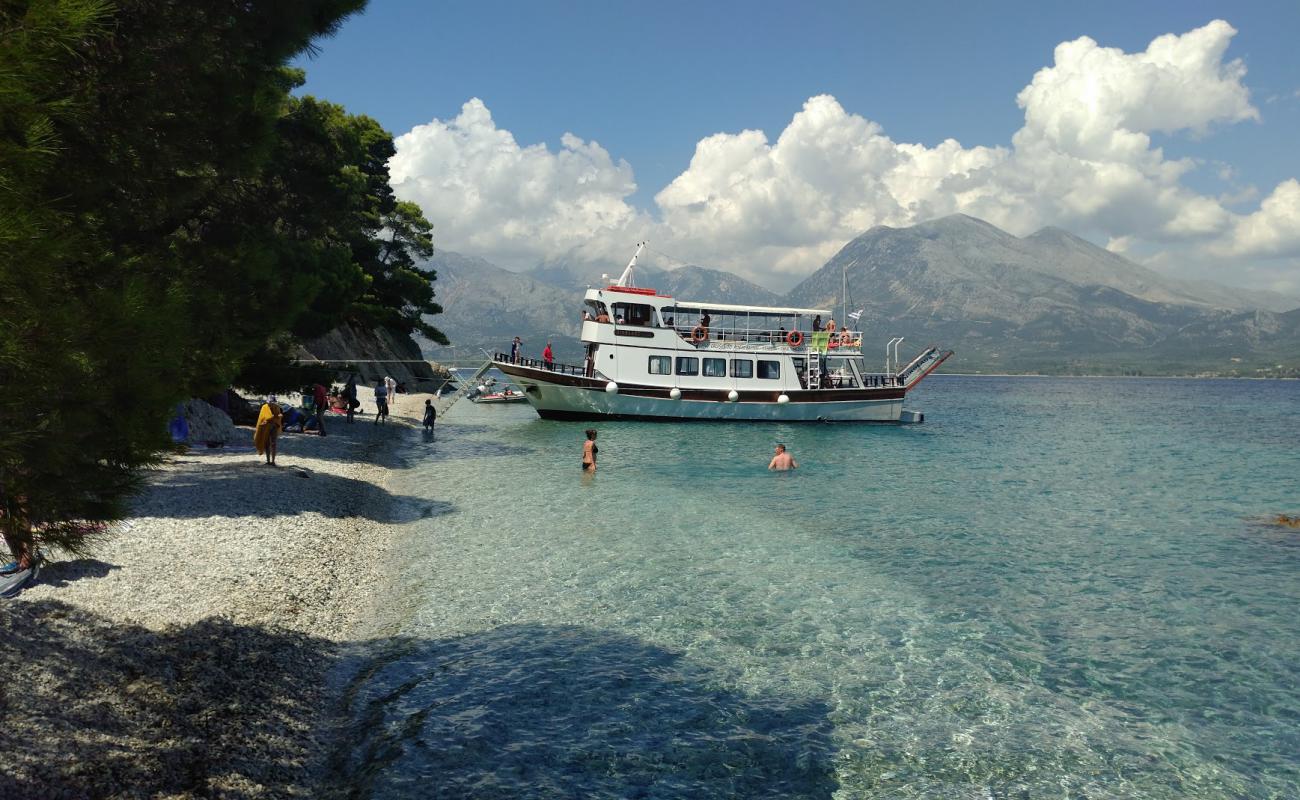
xmin=389 ymin=99 xmax=647 ymax=267
xmin=390 ymin=20 xmax=1298 ymax=294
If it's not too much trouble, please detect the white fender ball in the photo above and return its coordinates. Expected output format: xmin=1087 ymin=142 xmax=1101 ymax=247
xmin=777 ymin=394 xmax=790 ymax=404
xmin=669 ymin=387 xmax=682 ymax=400
xmin=477 ymin=385 xmax=488 ymax=393
xmin=605 ymin=381 xmax=619 ymax=394
xmin=727 ymin=389 xmax=739 ymax=402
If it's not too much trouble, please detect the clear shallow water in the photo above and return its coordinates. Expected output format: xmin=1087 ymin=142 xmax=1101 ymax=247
xmin=335 ymin=377 xmax=1300 ymax=799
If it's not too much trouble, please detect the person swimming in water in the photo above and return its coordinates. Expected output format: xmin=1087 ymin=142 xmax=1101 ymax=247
xmin=582 ymin=429 xmax=598 ymax=472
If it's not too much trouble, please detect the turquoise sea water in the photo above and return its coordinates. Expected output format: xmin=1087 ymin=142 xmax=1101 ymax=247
xmin=335 ymin=377 xmax=1299 ymax=799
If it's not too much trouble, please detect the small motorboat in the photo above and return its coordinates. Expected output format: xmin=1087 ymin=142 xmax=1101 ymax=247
xmin=470 ymin=379 xmax=530 ymax=404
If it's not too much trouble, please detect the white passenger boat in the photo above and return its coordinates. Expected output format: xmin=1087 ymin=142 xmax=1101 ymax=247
xmin=495 ymin=244 xmax=951 ymax=422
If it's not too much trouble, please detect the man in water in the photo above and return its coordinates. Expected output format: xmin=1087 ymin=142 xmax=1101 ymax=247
xmin=768 ymin=443 xmax=797 ymax=471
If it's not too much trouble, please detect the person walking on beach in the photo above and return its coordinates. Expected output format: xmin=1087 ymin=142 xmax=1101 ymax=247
xmin=543 ymin=341 xmax=554 ymax=371
xmin=385 ymin=375 xmax=397 ymax=410
xmin=582 ymin=429 xmax=598 ymax=472
xmin=373 ymin=380 xmax=389 ymax=425
xmin=311 ymin=382 xmax=328 ymax=437
xmin=423 ymin=399 xmax=437 ymax=432
xmin=510 ymin=336 xmax=522 ymax=363
xmin=768 ymin=443 xmax=797 ymax=471
xmin=254 ymin=397 xmax=283 ymax=465
xmin=344 ymin=374 xmax=358 ymax=423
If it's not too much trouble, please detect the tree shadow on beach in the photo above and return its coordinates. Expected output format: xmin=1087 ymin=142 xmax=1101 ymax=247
xmin=0 ymin=599 xmax=337 ymax=799
xmin=0 ymin=605 xmax=838 ymax=800
xmin=331 ymin=624 xmax=839 ymax=799
xmin=138 ymin=461 xmax=454 ymax=523
xmin=35 ymin=558 xmax=121 ymax=588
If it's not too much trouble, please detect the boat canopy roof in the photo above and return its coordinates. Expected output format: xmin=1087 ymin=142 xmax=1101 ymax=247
xmin=664 ymin=299 xmax=829 ymax=317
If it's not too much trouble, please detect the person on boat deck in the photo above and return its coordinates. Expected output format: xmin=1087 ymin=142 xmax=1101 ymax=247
xmin=700 ymin=312 xmax=711 ymax=338
xmin=768 ymin=443 xmax=797 ymax=471
xmin=253 ymin=396 xmax=283 ymax=465
xmin=542 ymin=341 xmax=555 ymax=370
xmin=595 ymin=308 xmax=610 ymax=323
xmin=373 ymin=380 xmax=389 ymax=425
xmin=776 ymin=326 xmax=787 ymax=343
xmin=663 ymin=315 xmax=674 ymax=328
xmin=826 ymin=317 xmax=837 ymax=333
xmin=582 ymin=429 xmax=599 ymax=472
xmin=423 ymin=399 xmax=437 ymax=432
xmin=812 ymin=314 xmax=822 ymax=332
xmin=510 ymin=336 xmax=522 ymax=363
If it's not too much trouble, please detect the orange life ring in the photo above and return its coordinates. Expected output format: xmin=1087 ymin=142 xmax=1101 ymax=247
xmin=786 ymin=330 xmax=804 ymax=347
xmin=691 ymin=325 xmax=707 ymax=343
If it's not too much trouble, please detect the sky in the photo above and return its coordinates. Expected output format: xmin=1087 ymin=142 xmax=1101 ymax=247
xmin=294 ymin=0 xmax=1300 ymax=295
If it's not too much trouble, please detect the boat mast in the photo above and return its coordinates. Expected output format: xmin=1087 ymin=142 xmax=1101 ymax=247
xmin=613 ymin=241 xmax=647 ymax=288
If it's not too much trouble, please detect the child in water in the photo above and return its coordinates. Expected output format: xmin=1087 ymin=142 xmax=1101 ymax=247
xmin=423 ymin=399 xmax=437 ymax=432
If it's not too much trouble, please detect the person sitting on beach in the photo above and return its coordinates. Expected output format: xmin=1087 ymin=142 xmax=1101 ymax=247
xmin=254 ymin=397 xmax=283 ymax=465
xmin=768 ymin=443 xmax=797 ymax=471
xmin=582 ymin=429 xmax=598 ymax=472
xmin=374 ymin=380 xmax=389 ymax=425
xmin=423 ymin=399 xmax=437 ymax=432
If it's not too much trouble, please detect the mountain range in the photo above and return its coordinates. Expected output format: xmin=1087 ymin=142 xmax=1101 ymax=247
xmin=419 ymin=215 xmax=1300 ymax=376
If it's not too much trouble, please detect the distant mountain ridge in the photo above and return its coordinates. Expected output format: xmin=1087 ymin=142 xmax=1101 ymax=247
xmin=422 ymin=216 xmax=1300 ymax=375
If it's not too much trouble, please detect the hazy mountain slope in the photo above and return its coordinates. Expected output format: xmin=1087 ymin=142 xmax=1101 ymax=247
xmin=420 ymin=251 xmax=585 ymax=362
xmin=529 ymin=257 xmax=782 ymax=306
xmin=785 ymin=215 xmax=1300 ymax=374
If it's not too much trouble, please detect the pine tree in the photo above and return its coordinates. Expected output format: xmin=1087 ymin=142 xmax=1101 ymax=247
xmin=0 ymin=0 xmax=366 ymax=561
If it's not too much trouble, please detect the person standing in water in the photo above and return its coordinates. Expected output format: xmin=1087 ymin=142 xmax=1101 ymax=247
xmin=423 ymin=399 xmax=437 ymax=432
xmin=582 ymin=429 xmax=598 ymax=472
xmin=768 ymin=443 xmax=797 ymax=471
xmin=254 ymin=396 xmax=283 ymax=465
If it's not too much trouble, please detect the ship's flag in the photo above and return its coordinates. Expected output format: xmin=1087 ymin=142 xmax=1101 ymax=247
xmin=848 ymin=308 xmax=864 ymax=322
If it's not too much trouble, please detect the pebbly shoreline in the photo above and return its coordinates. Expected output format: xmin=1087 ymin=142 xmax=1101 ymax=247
xmin=0 ymin=388 xmax=433 ymax=798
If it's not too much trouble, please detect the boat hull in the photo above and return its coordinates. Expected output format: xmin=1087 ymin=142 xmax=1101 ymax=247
xmin=499 ymin=365 xmax=908 ymax=422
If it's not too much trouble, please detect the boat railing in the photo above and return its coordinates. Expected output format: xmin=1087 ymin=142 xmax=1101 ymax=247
xmin=493 ymin=352 xmax=593 ymax=377
xmin=669 ymin=327 xmax=865 ymax=351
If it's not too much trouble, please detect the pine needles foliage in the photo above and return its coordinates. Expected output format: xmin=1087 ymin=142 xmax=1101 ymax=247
xmin=1 ymin=0 xmax=446 ymax=560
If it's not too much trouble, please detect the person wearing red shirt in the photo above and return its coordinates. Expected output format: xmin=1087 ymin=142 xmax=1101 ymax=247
xmin=312 ymin=383 xmax=328 ymax=436
xmin=542 ymin=341 xmax=554 ymax=370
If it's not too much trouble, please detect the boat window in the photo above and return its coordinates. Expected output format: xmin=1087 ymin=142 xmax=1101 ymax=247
xmin=648 ymin=355 xmax=671 ymax=375
xmin=675 ymin=357 xmax=699 ymax=376
xmin=612 ymin=302 xmax=654 ymax=326
xmin=730 ymin=359 xmax=753 ymax=379
xmin=586 ymin=299 xmax=610 ymax=323
xmin=757 ymin=360 xmax=781 ymax=379
xmin=702 ymin=358 xmax=726 ymax=377
xmin=792 ymin=357 xmax=806 ymax=375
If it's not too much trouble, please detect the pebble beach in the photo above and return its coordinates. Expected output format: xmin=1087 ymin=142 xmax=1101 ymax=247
xmin=0 ymin=387 xmax=430 ymax=799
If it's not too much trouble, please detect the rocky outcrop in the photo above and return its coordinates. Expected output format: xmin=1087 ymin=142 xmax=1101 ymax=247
xmin=298 ymin=323 xmax=450 ymax=392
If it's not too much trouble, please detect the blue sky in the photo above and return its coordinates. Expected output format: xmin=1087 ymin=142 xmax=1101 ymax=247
xmin=294 ymin=1 xmax=1300 ymax=292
